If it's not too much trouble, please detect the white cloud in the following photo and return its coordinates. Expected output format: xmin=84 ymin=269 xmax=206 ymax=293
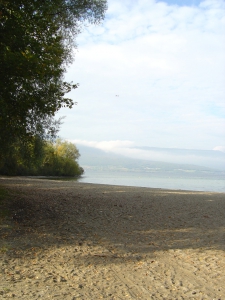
xmin=70 ymin=139 xmax=134 ymax=151
xmin=72 ymin=139 xmax=225 ymax=170
xmin=213 ymin=146 xmax=225 ymax=153
xmin=58 ymin=0 xmax=225 ymax=151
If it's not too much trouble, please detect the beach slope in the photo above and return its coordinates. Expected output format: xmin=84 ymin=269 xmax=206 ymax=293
xmin=0 ymin=177 xmax=225 ymax=299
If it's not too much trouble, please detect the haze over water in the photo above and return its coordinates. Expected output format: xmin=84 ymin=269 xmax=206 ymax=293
xmin=77 ymin=145 xmax=225 ymax=192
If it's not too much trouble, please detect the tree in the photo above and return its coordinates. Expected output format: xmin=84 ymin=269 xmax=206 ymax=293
xmin=0 ymin=137 xmax=84 ymax=177
xmin=0 ymin=0 xmax=107 ymax=159
xmin=40 ymin=139 xmax=84 ymax=177
xmin=0 ymin=114 xmax=66 ymax=175
xmin=54 ymin=139 xmax=80 ymax=161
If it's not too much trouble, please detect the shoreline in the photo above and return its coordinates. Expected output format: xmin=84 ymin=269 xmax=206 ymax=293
xmin=4 ymin=174 xmax=225 ymax=193
xmin=0 ymin=177 xmax=225 ymax=299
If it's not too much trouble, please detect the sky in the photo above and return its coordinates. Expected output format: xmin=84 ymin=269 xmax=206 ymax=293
xmin=57 ymin=0 xmax=225 ymax=158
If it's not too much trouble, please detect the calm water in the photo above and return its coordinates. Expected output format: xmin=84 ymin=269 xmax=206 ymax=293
xmin=78 ymin=169 xmax=225 ymax=192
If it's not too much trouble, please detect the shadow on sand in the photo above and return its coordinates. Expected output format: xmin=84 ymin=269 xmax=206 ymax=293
xmin=1 ymin=177 xmax=225 ymax=265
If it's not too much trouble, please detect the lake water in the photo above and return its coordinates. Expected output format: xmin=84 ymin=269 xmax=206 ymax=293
xmin=78 ymin=169 xmax=225 ymax=192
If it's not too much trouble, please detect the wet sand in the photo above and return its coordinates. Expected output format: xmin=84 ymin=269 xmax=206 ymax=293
xmin=0 ymin=177 xmax=225 ymax=299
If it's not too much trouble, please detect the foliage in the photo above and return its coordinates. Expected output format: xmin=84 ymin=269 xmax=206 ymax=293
xmin=0 ymin=0 xmax=107 ymax=158
xmin=0 ymin=138 xmax=84 ymax=177
xmin=0 ymin=115 xmax=64 ymax=175
xmin=40 ymin=139 xmax=84 ymax=176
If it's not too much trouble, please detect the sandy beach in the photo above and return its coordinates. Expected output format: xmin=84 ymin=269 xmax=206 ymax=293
xmin=0 ymin=176 xmax=225 ymax=299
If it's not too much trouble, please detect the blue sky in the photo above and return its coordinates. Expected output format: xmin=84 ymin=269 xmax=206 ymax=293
xmin=162 ymin=0 xmax=202 ymax=5
xmin=57 ymin=0 xmax=225 ymax=158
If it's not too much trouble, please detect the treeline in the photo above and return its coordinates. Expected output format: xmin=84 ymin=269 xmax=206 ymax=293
xmin=0 ymin=1 xmax=107 ymax=176
xmin=0 ymin=138 xmax=84 ymax=177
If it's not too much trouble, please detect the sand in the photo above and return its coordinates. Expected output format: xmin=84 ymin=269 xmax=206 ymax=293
xmin=0 ymin=176 xmax=225 ymax=299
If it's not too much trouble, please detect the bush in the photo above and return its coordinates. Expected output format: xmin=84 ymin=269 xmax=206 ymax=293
xmin=0 ymin=138 xmax=84 ymax=177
